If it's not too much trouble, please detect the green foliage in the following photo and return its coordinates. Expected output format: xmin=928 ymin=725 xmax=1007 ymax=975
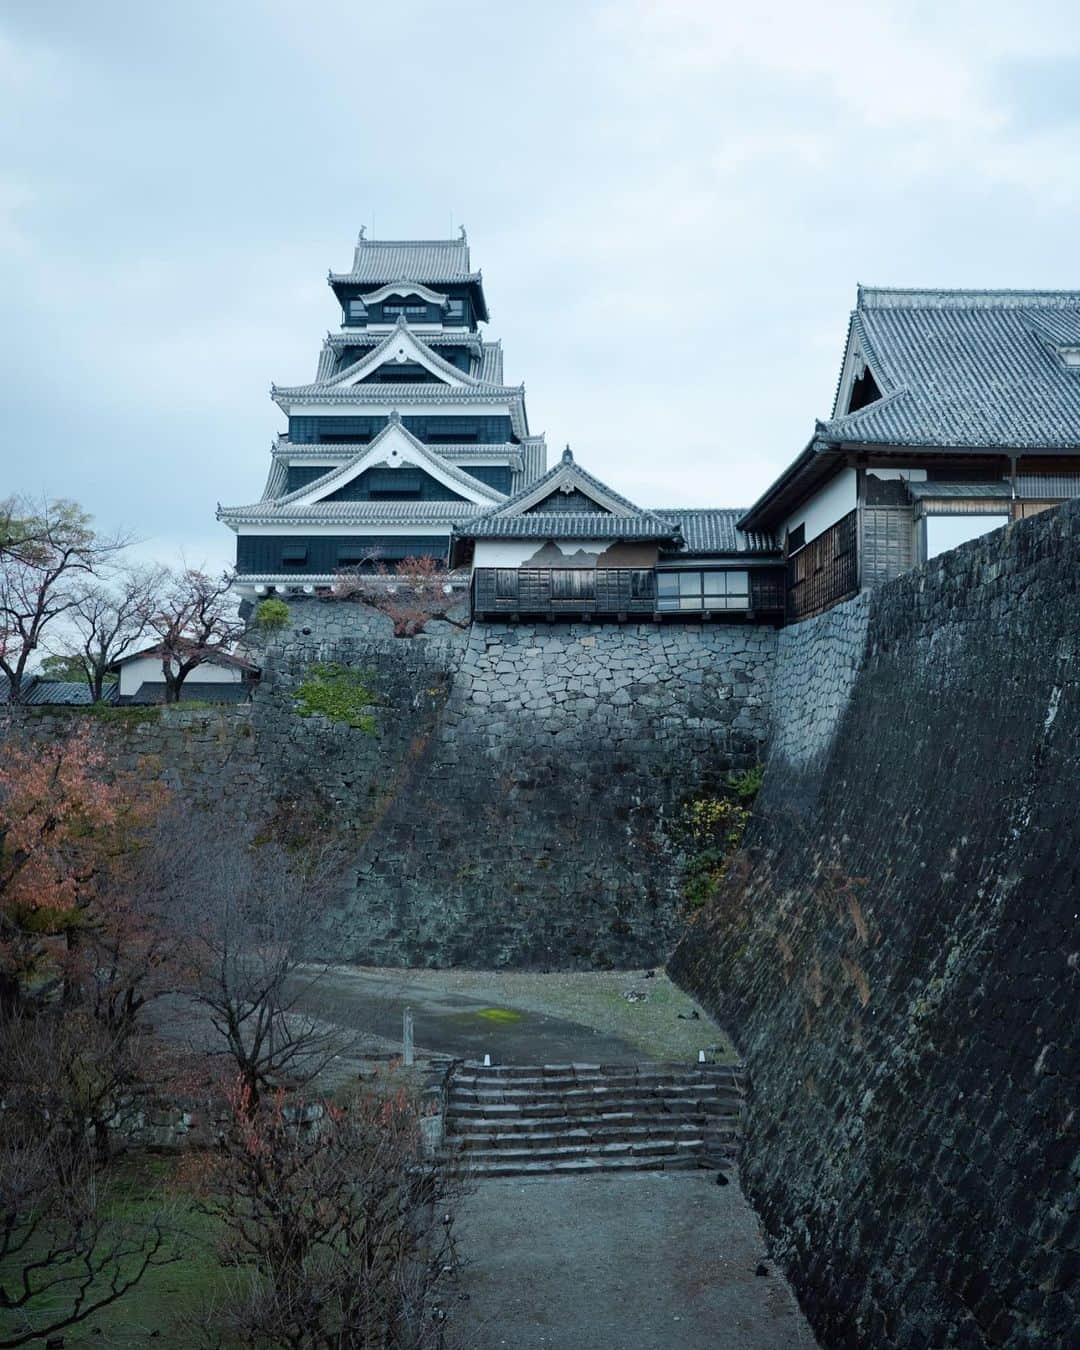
xmin=41 ymin=653 xmax=93 ymax=683
xmin=254 ymin=597 xmax=290 ymax=632
xmin=727 ymin=763 xmax=764 ymax=800
xmin=293 ymin=663 xmax=377 ymax=732
xmin=680 ymin=765 xmax=763 ymax=911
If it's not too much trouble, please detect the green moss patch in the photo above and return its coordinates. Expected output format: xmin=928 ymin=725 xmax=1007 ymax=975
xmin=293 ymin=662 xmax=378 ymax=732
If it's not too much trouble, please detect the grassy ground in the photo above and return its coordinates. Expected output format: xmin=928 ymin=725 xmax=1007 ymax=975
xmin=343 ymin=965 xmax=736 ymax=1063
xmin=0 ymin=1158 xmax=228 ymax=1349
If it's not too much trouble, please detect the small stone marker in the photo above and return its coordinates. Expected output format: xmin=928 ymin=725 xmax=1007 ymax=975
xmin=698 ymin=1049 xmax=707 ymax=1063
xmin=403 ymin=1007 xmax=414 ymax=1066
xmin=483 ymin=1052 xmax=492 ymax=1067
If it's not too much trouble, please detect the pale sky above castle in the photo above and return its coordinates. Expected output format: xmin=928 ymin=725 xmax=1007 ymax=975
xmin=2 ymin=0 xmax=1080 ymax=571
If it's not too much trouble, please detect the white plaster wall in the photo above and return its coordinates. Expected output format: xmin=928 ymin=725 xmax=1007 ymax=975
xmin=783 ymin=467 xmax=857 ymax=545
xmin=473 ymin=539 xmax=609 ymax=567
xmin=118 ymin=655 xmax=242 ymax=698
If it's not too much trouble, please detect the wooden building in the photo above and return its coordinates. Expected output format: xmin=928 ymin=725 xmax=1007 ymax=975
xmin=740 ymin=287 xmax=1080 ymax=621
xmin=456 ymin=448 xmax=784 ymax=623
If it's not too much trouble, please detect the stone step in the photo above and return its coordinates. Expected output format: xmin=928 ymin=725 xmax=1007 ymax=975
xmin=446 ymin=1097 xmax=741 ymax=1121
xmin=449 ymin=1083 xmax=744 ymax=1106
xmin=449 ymin=1135 xmax=707 ymax=1166
xmin=448 ymin=1111 xmax=740 ymax=1136
xmin=442 ymin=1152 xmax=710 ymax=1179
xmin=458 ymin=1061 xmax=742 ymax=1081
xmin=451 ymin=1121 xmax=739 ymax=1151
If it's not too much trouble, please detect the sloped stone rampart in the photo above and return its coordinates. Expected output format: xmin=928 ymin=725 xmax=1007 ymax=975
xmin=670 ymin=503 xmax=1080 ymax=1349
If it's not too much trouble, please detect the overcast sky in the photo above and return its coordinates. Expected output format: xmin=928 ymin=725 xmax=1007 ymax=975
xmin=3 ymin=1 xmax=1080 ymax=571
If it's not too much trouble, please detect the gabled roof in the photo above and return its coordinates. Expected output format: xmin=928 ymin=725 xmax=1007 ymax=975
xmin=327 ymin=231 xmax=489 ymax=320
xmin=220 ymin=420 xmax=504 ymax=528
xmin=325 ymin=318 xmax=479 ymax=390
xmin=820 ymin=286 xmax=1080 ymax=449
xmin=456 ymin=447 xmax=682 ymax=541
xmin=109 ymin=645 xmax=259 ymax=673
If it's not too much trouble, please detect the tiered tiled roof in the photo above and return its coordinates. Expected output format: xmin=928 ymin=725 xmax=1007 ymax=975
xmin=221 ymin=501 xmax=482 ymax=527
xmin=821 ymin=287 xmax=1080 ymax=449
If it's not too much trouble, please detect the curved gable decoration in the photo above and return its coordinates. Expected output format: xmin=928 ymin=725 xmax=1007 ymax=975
xmin=359 ymin=281 xmax=449 ymax=307
xmin=329 ymin=321 xmax=474 ymax=390
xmin=292 ymin=421 xmax=503 ymax=508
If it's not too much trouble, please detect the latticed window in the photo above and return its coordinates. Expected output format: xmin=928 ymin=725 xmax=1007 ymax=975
xmin=656 ymin=570 xmax=749 ymax=611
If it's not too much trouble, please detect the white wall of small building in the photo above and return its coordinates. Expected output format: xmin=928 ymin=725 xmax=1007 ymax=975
xmin=783 ymin=467 xmax=857 ymax=545
xmin=117 ymin=655 xmax=243 ymax=698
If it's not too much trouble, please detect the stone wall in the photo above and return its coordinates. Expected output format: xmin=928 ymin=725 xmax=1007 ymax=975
xmin=670 ymin=504 xmax=1080 ymax=1349
xmin=348 ymin=621 xmax=776 ymax=968
xmin=3 ymin=599 xmax=775 ymax=970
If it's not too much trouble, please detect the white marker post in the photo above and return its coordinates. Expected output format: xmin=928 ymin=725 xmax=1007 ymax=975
xmin=403 ymin=1007 xmax=415 ymax=1067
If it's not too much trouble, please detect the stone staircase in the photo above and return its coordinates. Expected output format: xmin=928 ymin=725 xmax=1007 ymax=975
xmin=442 ymin=1061 xmax=743 ymax=1178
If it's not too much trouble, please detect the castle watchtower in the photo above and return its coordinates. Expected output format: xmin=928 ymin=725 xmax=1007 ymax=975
xmin=218 ymin=229 xmax=547 ymax=598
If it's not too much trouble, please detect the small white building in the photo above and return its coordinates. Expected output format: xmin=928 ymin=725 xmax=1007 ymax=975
xmin=109 ymin=646 xmax=260 ymax=704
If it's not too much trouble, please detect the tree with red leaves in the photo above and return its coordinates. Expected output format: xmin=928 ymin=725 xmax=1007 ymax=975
xmin=332 ymin=555 xmax=469 ymax=638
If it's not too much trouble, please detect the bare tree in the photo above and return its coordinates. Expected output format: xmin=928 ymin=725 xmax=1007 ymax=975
xmin=0 ymin=497 xmax=130 ymax=703
xmin=0 ymin=1010 xmax=178 ymax=1348
xmin=188 ymin=1081 xmax=462 ymax=1350
xmin=333 ymin=556 xmax=468 ymax=638
xmin=158 ymin=815 xmax=345 ymax=1112
xmin=49 ymin=566 xmax=158 ymax=702
xmin=138 ymin=567 xmax=246 ymax=702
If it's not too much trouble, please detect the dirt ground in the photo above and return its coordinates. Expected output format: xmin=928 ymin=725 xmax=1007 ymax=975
xmin=301 ymin=964 xmax=734 ymax=1065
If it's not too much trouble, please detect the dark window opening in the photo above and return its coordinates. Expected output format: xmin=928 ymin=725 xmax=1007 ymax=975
xmin=281 ymin=544 xmax=308 ymax=566
xmin=345 ymin=299 xmax=367 ymax=322
xmin=445 ymin=299 xmax=466 ymax=323
xmin=847 ymin=364 xmax=882 ymax=413
xmin=786 ymin=523 xmax=806 ymax=554
xmin=382 ymin=303 xmax=428 ymax=319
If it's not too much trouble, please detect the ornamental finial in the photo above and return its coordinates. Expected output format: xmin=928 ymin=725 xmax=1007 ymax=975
xmin=389 ymin=409 xmax=401 ymax=424
xmin=562 ymin=444 xmax=573 ymax=463
xmin=459 ymin=224 xmax=467 ymax=242
xmin=357 ymin=225 xmax=367 ymax=242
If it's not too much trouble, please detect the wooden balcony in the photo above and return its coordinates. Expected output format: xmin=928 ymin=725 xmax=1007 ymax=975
xmin=473 ymin=567 xmax=785 ymax=621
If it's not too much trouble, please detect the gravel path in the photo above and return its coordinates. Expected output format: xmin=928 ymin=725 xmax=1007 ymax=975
xmin=452 ymin=1173 xmax=816 ymax=1350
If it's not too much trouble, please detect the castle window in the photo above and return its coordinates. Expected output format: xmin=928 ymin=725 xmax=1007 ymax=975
xmin=383 ymin=303 xmax=428 ymax=319
xmin=445 ymin=298 xmax=465 ymax=323
xmin=656 ymin=570 xmax=749 ymax=611
xmin=281 ymin=544 xmax=308 ymax=566
xmin=345 ymin=299 xmax=367 ymax=322
xmin=786 ymin=523 xmax=806 ymax=554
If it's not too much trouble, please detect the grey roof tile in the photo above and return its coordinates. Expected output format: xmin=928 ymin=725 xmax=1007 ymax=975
xmin=821 ymin=288 xmax=1080 ymax=448
xmin=655 ymin=510 xmax=779 ymax=554
xmin=905 ymin=480 xmax=1012 ymax=499
xmin=331 ymin=236 xmax=478 ymax=285
xmin=463 ymin=512 xmax=679 ymax=540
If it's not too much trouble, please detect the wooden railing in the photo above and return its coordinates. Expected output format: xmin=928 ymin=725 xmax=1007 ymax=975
xmin=785 ymin=510 xmax=858 ymax=622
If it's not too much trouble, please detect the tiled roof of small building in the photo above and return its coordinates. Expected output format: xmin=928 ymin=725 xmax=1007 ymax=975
xmin=905 ymin=480 xmax=1012 ymax=500
xmin=820 ymin=287 xmax=1080 ymax=449
xmin=656 ymin=509 xmax=779 ymax=554
xmin=0 ymin=675 xmax=119 ymax=705
xmin=464 ymin=512 xmax=680 ymax=540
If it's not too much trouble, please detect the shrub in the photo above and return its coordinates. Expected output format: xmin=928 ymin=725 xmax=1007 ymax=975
xmin=254 ymin=597 xmax=290 ymax=632
xmin=680 ymin=766 xmax=763 ymax=911
xmin=293 ymin=663 xmax=377 ymax=732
